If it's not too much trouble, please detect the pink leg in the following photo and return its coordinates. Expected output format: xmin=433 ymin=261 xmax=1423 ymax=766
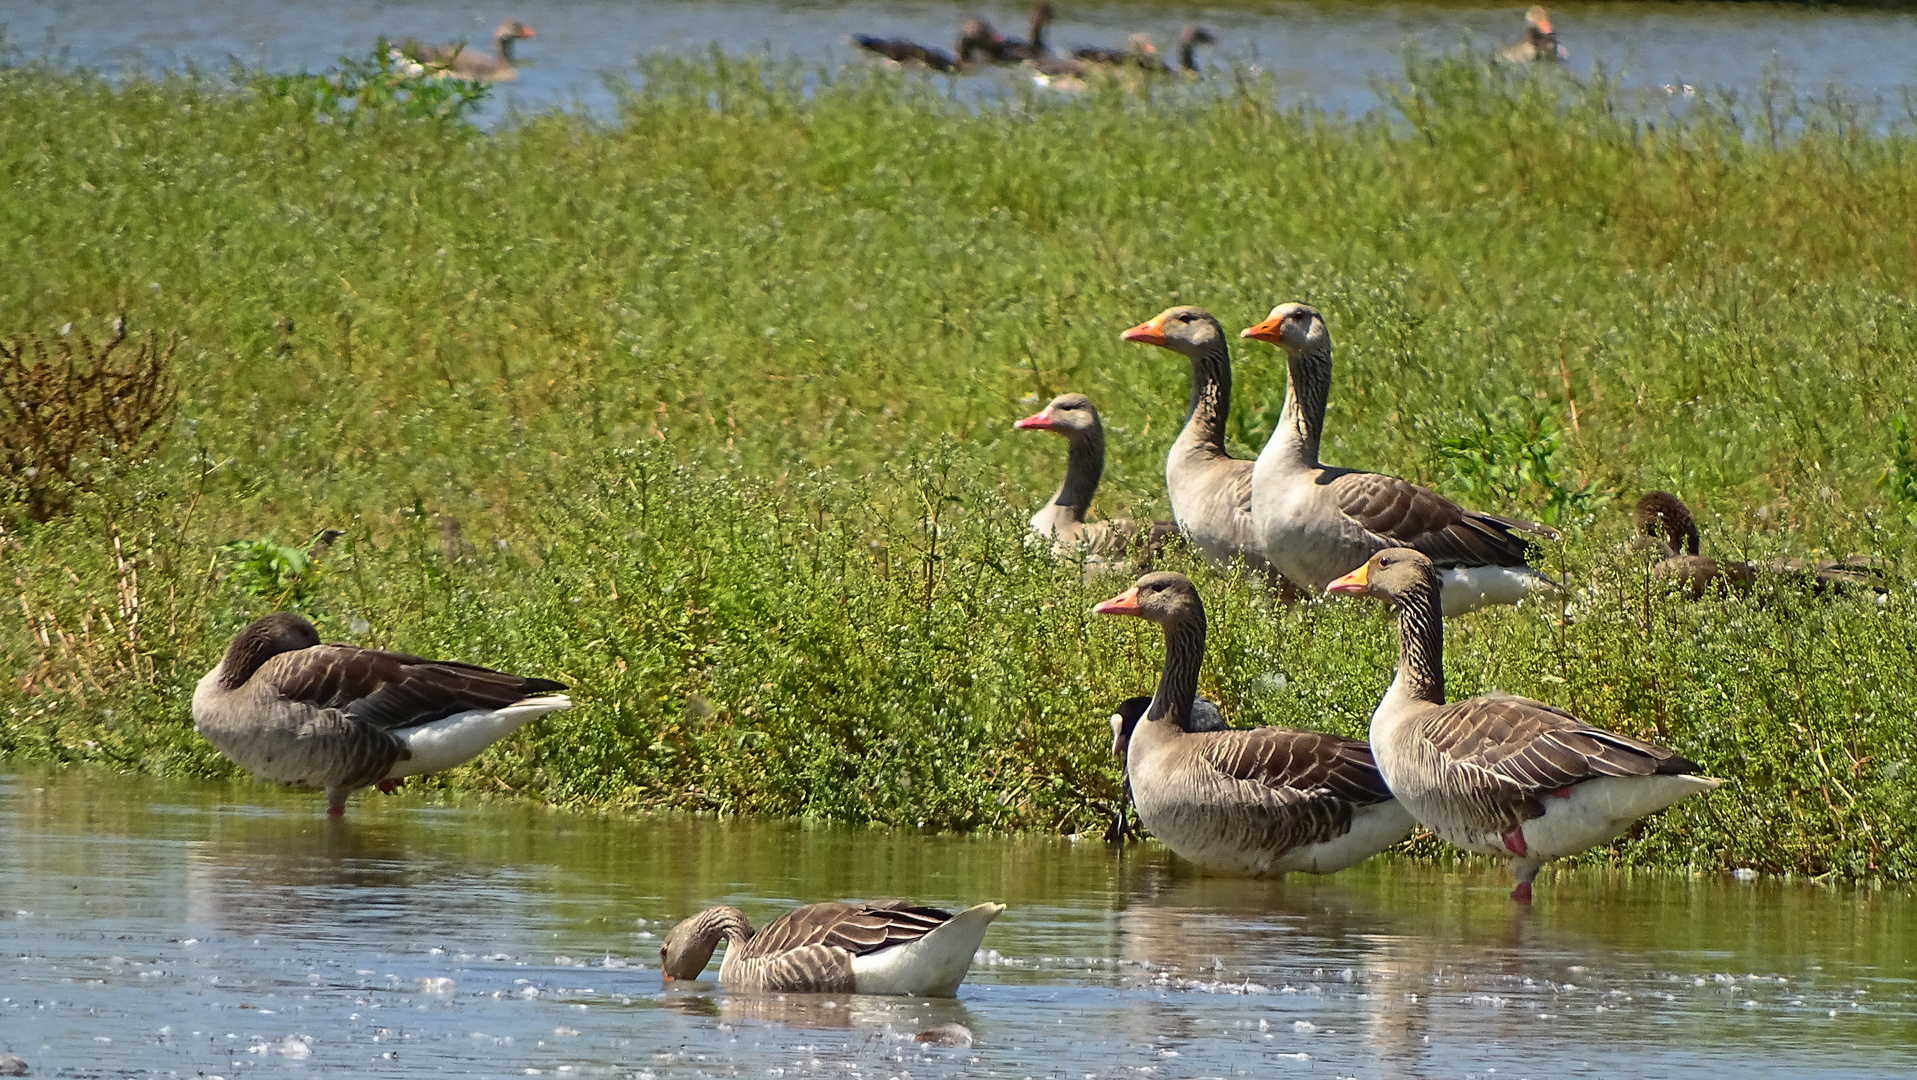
xmin=376 ymin=778 xmax=405 ymax=794
xmin=326 ymin=802 xmax=346 ymax=817
xmin=1502 ymin=827 xmax=1529 ymax=856
xmin=1510 ymin=881 xmax=1533 ymax=903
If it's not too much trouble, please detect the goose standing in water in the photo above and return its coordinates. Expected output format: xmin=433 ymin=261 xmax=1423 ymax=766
xmin=193 ymin=613 xmax=570 ymax=815
xmin=1500 ymin=6 xmax=1566 ymax=64
xmin=1240 ymin=303 xmax=1557 ymax=615
xmin=1328 ymin=549 xmax=1722 ymax=901
xmin=661 ymin=900 xmax=1004 ymax=996
xmin=406 ymin=19 xmax=537 ymax=81
xmin=1093 ymin=572 xmax=1414 ymax=875
xmin=1015 ymin=393 xmax=1175 ymax=570
xmin=1121 ymin=306 xmax=1279 ymax=583
xmin=852 ymin=28 xmax=967 ymax=71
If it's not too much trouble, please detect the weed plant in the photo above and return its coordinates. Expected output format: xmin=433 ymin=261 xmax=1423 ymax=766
xmin=1 ymin=51 xmax=1914 ymax=880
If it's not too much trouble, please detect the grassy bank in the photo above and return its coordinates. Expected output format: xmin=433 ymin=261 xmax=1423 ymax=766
xmin=3 ymin=53 xmax=1915 ymax=881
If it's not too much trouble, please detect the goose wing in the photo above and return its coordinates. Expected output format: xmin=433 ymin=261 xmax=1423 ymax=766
xmin=1419 ymin=693 xmax=1702 ymax=822
xmin=258 ymin=645 xmax=566 ymax=733
xmin=744 ymin=901 xmax=951 ymax=961
xmin=1200 ymin=727 xmax=1396 ymax=806
xmin=1326 ymin=470 xmax=1552 ymax=568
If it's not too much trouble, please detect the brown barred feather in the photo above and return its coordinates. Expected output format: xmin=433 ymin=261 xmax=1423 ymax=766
xmin=1329 ymin=471 xmax=1553 ymax=568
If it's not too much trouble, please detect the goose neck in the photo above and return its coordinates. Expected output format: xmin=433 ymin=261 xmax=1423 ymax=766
xmin=1270 ymin=341 xmax=1330 ymax=468
xmin=1179 ymin=40 xmax=1197 ymax=70
xmin=1047 ymin=429 xmax=1104 ymax=523
xmin=1143 ymin=608 xmax=1206 ymax=735
xmin=1389 ymin=579 xmax=1447 ymax=707
xmin=1176 ymin=341 xmax=1233 ymax=457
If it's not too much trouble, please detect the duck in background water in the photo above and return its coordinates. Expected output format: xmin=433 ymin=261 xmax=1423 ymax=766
xmin=399 ymin=19 xmax=537 ymax=81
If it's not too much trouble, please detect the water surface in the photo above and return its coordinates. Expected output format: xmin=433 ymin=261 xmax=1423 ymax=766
xmin=4 ymin=763 xmax=1914 ymax=1078
xmin=5 ymin=0 xmax=1917 ymax=123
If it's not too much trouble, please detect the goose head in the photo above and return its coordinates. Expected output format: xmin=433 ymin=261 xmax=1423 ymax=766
xmin=1632 ymin=491 xmax=1702 ymax=557
xmin=494 ymin=19 xmax=536 ymax=45
xmin=1325 ymin=548 xmax=1442 ymax=609
xmin=659 ymin=910 xmax=727 ymax=981
xmin=214 ymin=612 xmax=321 ymax=690
xmin=1180 ymin=25 xmax=1216 ymax=49
xmin=1092 ymin=570 xmax=1203 ymax=626
xmin=1239 ymin=302 xmax=1327 ymax=353
xmin=1013 ymin=392 xmax=1100 ymax=440
xmin=1120 ymin=306 xmax=1225 ymax=357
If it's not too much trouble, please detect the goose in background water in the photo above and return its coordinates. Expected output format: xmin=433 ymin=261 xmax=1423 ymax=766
xmin=192 ymin=613 xmax=570 ymax=815
xmin=1093 ymin=572 xmax=1414 ymax=875
xmin=661 ymin=900 xmax=1004 ymax=995
xmin=1501 ymin=6 xmax=1567 ymax=63
xmin=1240 ymin=303 xmax=1558 ymax=615
xmin=1328 ymin=549 xmax=1722 ymax=901
xmin=401 ymin=19 xmax=536 ymax=81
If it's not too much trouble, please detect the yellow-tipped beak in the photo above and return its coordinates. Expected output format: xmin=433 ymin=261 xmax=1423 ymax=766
xmin=1240 ymin=316 xmax=1284 ymax=342
xmin=1093 ymin=586 xmax=1143 ymax=616
xmin=1120 ymin=313 xmax=1170 ymax=347
xmin=1325 ymin=564 xmax=1370 ymax=595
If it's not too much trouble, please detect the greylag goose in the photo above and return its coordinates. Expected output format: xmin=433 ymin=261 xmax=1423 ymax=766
xmin=1074 ymin=26 xmax=1210 ymax=73
xmin=407 ymin=19 xmax=536 ymax=82
xmin=1015 ymin=392 xmax=1175 ymax=568
xmin=1632 ymin=491 xmax=1886 ymax=599
xmin=1327 ymin=549 xmax=1722 ymax=901
xmin=1104 ymin=693 xmax=1227 ymax=841
xmin=1121 ymin=306 xmax=1276 ymax=581
xmin=192 ymin=613 xmax=570 ymax=815
xmin=1240 ymin=303 xmax=1558 ymax=615
xmin=852 ymin=33 xmax=961 ymax=72
xmin=660 ymin=900 xmax=1004 ymax=996
xmin=1092 ymin=572 xmax=1414 ymax=875
xmin=1500 ymin=6 xmax=1566 ymax=63
xmin=971 ymin=3 xmax=1053 ymax=63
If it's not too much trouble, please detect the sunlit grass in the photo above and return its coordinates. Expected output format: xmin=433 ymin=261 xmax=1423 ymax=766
xmin=2 ymin=53 xmax=1914 ymax=880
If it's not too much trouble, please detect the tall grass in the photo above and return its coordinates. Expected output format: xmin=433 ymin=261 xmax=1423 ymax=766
xmin=2 ymin=53 xmax=1914 ymax=880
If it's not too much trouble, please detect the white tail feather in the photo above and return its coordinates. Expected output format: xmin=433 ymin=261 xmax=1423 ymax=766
xmin=386 ymin=695 xmax=572 ymax=778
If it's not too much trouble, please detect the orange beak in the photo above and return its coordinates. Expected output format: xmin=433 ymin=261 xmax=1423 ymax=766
xmin=521 ymin=25 xmax=538 ymax=37
xmin=1534 ymin=15 xmax=1552 ymax=33
xmin=1325 ymin=563 xmax=1371 ymax=596
xmin=1240 ymin=315 xmax=1285 ymax=343
xmin=1013 ymin=407 xmax=1055 ymax=431
xmin=1092 ymin=586 xmax=1142 ymax=616
xmin=1120 ymin=313 xmax=1170 ymax=347
xmin=660 ymin=973 xmax=675 ymax=982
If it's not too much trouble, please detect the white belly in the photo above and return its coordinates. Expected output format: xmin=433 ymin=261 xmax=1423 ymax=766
xmin=1437 ymin=566 xmax=1560 ymax=616
xmin=384 ymin=697 xmax=572 ymax=779
xmin=849 ymin=902 xmax=1003 ymax=997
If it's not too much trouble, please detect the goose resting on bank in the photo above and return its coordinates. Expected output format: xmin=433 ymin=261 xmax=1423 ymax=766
xmin=1631 ymin=491 xmax=1886 ymax=599
xmin=1015 ymin=392 xmax=1176 ymax=569
xmin=1093 ymin=572 xmax=1414 ymax=875
xmin=1327 ymin=549 xmax=1722 ymax=901
xmin=1240 ymin=303 xmax=1558 ymax=615
xmin=1121 ymin=306 xmax=1279 ymax=583
xmin=1501 ymin=6 xmax=1567 ymax=64
xmin=405 ymin=19 xmax=536 ymax=81
xmin=192 ymin=613 xmax=570 ymax=815
xmin=660 ymin=900 xmax=1004 ymax=995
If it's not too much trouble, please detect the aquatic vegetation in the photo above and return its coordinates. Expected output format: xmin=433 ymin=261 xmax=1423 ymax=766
xmin=0 ymin=53 xmax=1914 ymax=881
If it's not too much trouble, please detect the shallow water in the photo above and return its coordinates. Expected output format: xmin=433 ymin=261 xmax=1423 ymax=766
xmin=4 ymin=0 xmax=1917 ymax=123
xmin=4 ymin=763 xmax=1915 ymax=1078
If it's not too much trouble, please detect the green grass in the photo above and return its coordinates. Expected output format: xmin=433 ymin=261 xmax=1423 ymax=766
xmin=2 ymin=52 xmax=1915 ymax=881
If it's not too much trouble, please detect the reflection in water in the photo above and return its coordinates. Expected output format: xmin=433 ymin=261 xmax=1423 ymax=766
xmin=4 ymin=763 xmax=1916 ymax=1080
